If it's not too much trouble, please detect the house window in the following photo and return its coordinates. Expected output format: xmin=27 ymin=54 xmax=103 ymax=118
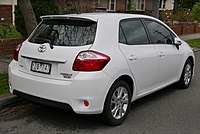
xmin=160 ymin=0 xmax=167 ymax=9
xmin=137 ymin=0 xmax=145 ymax=11
xmin=109 ymin=0 xmax=116 ymax=11
xmin=163 ymin=0 xmax=166 ymax=9
xmin=140 ymin=0 xmax=145 ymax=10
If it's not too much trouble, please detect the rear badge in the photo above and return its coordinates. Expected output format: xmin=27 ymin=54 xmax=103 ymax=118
xmin=38 ymin=45 xmax=46 ymax=53
xmin=60 ymin=73 xmax=72 ymax=79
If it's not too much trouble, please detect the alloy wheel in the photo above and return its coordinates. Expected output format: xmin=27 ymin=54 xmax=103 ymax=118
xmin=110 ymin=86 xmax=129 ymax=119
xmin=184 ymin=63 xmax=192 ymax=85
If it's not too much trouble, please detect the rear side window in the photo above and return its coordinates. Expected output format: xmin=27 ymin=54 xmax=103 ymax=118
xmin=144 ymin=20 xmax=173 ymax=44
xmin=29 ymin=19 xmax=97 ymax=46
xmin=119 ymin=19 xmax=149 ymax=45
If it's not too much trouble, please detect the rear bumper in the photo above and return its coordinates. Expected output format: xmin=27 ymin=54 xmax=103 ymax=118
xmin=13 ymin=90 xmax=73 ymax=110
xmin=9 ymin=60 xmax=113 ymax=114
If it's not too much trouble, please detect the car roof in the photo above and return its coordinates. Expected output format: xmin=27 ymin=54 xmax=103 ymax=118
xmin=41 ymin=13 xmax=157 ymax=22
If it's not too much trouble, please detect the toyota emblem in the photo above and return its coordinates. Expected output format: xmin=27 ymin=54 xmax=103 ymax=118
xmin=38 ymin=45 xmax=46 ymax=53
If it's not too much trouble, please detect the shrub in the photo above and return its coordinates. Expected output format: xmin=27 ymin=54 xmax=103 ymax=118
xmin=192 ymin=1 xmax=200 ymax=22
xmin=0 ymin=23 xmax=21 ymax=39
xmin=173 ymin=9 xmax=193 ymax=22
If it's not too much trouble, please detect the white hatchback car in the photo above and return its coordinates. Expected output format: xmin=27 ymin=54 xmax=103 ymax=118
xmin=9 ymin=13 xmax=195 ymax=125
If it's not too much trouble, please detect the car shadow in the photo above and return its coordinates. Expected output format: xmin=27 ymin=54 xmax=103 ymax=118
xmin=130 ymin=84 xmax=179 ymax=110
xmin=1 ymin=84 xmax=182 ymax=130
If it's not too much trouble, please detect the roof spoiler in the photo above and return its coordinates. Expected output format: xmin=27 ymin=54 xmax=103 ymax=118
xmin=40 ymin=16 xmax=96 ymax=22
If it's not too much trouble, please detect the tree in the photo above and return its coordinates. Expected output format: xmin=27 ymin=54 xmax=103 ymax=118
xmin=192 ymin=1 xmax=200 ymax=22
xmin=18 ymin=0 xmax=37 ymax=35
xmin=179 ymin=0 xmax=199 ymax=9
xmin=173 ymin=0 xmax=198 ymax=14
xmin=16 ymin=0 xmax=60 ymax=36
xmin=152 ymin=0 xmax=160 ymax=18
xmin=173 ymin=0 xmax=180 ymax=13
xmin=31 ymin=0 xmax=60 ymax=23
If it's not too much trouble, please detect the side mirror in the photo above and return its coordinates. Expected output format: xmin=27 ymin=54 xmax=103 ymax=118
xmin=174 ymin=37 xmax=182 ymax=50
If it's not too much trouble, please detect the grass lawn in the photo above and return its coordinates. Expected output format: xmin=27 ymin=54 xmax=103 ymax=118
xmin=186 ymin=38 xmax=200 ymax=47
xmin=0 ymin=74 xmax=9 ymax=95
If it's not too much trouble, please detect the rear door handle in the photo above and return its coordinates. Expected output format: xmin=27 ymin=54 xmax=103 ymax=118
xmin=159 ymin=52 xmax=165 ymax=57
xmin=128 ymin=55 xmax=137 ymax=61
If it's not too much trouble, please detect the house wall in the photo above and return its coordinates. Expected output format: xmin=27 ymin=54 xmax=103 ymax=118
xmin=0 ymin=5 xmax=12 ymax=24
xmin=0 ymin=0 xmax=17 ymax=5
xmin=79 ymin=0 xmax=94 ymax=12
xmin=116 ymin=0 xmax=126 ymax=11
xmin=159 ymin=0 xmax=174 ymax=10
xmin=99 ymin=0 xmax=109 ymax=8
xmin=145 ymin=0 xmax=152 ymax=11
xmin=145 ymin=0 xmax=174 ymax=11
xmin=0 ymin=0 xmax=17 ymax=25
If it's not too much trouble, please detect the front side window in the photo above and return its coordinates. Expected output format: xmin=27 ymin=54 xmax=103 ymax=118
xmin=119 ymin=19 xmax=149 ymax=45
xmin=29 ymin=19 xmax=97 ymax=47
xmin=144 ymin=20 xmax=173 ymax=44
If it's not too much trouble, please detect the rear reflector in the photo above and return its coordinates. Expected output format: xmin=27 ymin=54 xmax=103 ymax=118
xmin=73 ymin=50 xmax=110 ymax=71
xmin=84 ymin=100 xmax=89 ymax=107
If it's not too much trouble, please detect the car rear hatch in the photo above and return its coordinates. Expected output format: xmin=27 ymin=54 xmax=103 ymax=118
xmin=18 ymin=17 xmax=97 ymax=80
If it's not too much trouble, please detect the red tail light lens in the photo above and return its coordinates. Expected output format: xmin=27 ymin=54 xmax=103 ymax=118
xmin=13 ymin=43 xmax=22 ymax=61
xmin=73 ymin=51 xmax=110 ymax=71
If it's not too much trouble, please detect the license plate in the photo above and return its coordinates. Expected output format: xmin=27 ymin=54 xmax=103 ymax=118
xmin=31 ymin=61 xmax=51 ymax=74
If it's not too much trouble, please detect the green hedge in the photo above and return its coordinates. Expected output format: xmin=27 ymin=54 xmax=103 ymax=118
xmin=0 ymin=23 xmax=21 ymax=39
xmin=192 ymin=1 xmax=200 ymax=22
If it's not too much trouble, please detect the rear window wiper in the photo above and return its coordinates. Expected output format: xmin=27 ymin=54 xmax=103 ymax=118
xmin=34 ymin=38 xmax=54 ymax=49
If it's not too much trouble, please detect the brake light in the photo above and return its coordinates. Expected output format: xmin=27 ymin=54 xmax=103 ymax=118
xmin=73 ymin=51 xmax=110 ymax=71
xmin=13 ymin=43 xmax=22 ymax=61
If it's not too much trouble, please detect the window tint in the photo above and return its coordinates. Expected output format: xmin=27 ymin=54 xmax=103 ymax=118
xmin=119 ymin=26 xmax=127 ymax=44
xmin=119 ymin=20 xmax=149 ymax=45
xmin=29 ymin=19 xmax=97 ymax=46
xmin=144 ymin=20 xmax=173 ymax=44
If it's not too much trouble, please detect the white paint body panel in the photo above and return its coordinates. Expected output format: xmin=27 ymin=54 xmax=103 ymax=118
xmin=9 ymin=13 xmax=195 ymax=114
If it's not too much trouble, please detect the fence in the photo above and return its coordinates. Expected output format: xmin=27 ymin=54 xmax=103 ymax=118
xmin=167 ymin=22 xmax=200 ymax=35
xmin=0 ymin=38 xmax=24 ymax=57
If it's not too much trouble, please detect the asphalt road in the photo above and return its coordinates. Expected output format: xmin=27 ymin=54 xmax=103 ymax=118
xmin=0 ymin=52 xmax=200 ymax=134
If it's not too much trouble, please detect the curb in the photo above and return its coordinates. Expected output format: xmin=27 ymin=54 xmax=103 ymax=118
xmin=0 ymin=59 xmax=12 ymax=64
xmin=192 ymin=47 xmax=200 ymax=53
xmin=0 ymin=94 xmax=23 ymax=109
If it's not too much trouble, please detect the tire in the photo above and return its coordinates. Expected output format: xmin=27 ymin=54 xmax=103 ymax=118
xmin=102 ymin=80 xmax=131 ymax=126
xmin=178 ymin=60 xmax=193 ymax=89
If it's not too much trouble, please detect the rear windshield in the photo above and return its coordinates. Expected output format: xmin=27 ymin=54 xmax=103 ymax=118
xmin=29 ymin=19 xmax=97 ymax=46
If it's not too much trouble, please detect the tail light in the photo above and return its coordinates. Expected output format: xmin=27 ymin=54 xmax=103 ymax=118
xmin=13 ymin=43 xmax=22 ymax=61
xmin=73 ymin=50 xmax=110 ymax=71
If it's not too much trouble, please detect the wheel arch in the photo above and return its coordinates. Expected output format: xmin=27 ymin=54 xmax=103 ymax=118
xmin=187 ymin=56 xmax=194 ymax=66
xmin=112 ymin=75 xmax=135 ymax=100
xmin=186 ymin=55 xmax=195 ymax=75
xmin=178 ymin=55 xmax=194 ymax=79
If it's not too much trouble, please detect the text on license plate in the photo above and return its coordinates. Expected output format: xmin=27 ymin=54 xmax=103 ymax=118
xmin=31 ymin=61 xmax=51 ymax=74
